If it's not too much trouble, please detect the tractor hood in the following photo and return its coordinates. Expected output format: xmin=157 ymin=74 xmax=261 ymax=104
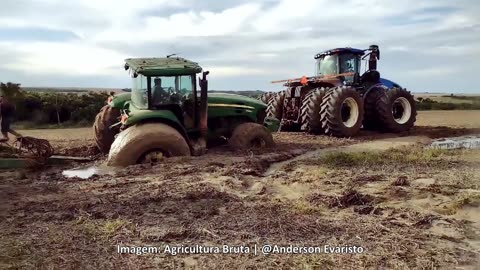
xmin=380 ymin=78 xmax=402 ymax=89
xmin=207 ymin=93 xmax=266 ymax=109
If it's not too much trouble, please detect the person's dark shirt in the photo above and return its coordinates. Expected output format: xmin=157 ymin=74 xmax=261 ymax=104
xmin=0 ymin=101 xmax=15 ymax=118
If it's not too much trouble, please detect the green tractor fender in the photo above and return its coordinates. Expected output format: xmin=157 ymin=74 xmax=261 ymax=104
xmin=122 ymin=109 xmax=191 ymax=150
xmin=110 ymin=92 xmax=131 ymax=110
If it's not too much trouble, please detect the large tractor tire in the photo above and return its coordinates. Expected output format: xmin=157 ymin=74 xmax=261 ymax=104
xmin=229 ymin=122 xmax=275 ymax=150
xmin=320 ymin=86 xmax=364 ymax=137
xmin=257 ymin=92 xmax=274 ymax=104
xmin=362 ymin=87 xmax=388 ymax=130
xmin=93 ymin=105 xmax=121 ymax=154
xmin=377 ymin=88 xmax=417 ymax=133
xmin=107 ymin=123 xmax=190 ymax=167
xmin=300 ymin=87 xmax=328 ymax=134
xmin=266 ymin=90 xmax=285 ymax=121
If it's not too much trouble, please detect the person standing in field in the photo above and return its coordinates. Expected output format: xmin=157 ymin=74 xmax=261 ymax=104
xmin=0 ymin=94 xmax=22 ymax=142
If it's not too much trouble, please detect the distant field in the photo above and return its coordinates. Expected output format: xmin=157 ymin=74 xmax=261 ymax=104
xmin=415 ymin=110 xmax=480 ymax=128
xmin=414 ymin=93 xmax=480 ymax=104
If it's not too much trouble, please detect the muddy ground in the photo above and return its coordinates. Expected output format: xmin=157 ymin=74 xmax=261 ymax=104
xmin=1 ymin=122 xmax=480 ymax=269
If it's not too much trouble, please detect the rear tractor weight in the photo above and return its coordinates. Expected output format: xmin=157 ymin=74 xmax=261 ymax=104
xmin=229 ymin=122 xmax=275 ymax=150
xmin=320 ymin=86 xmax=364 ymax=137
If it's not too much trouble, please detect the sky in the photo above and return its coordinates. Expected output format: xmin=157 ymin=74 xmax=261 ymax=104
xmin=0 ymin=0 xmax=478 ymax=93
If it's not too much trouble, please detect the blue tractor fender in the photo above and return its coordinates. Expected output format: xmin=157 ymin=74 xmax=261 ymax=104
xmin=363 ymin=78 xmax=401 ymax=100
xmin=380 ymin=78 xmax=402 ymax=89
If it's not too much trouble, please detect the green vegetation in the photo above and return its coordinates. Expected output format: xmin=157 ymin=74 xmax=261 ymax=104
xmin=416 ymin=95 xmax=480 ymax=110
xmin=1 ymin=82 xmax=109 ymax=129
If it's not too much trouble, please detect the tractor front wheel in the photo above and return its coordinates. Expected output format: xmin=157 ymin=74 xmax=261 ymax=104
xmin=301 ymin=87 xmax=328 ymax=134
xmin=257 ymin=92 xmax=274 ymax=104
xmin=107 ymin=123 xmax=190 ymax=167
xmin=377 ymin=88 xmax=417 ymax=133
xmin=320 ymin=86 xmax=364 ymax=137
xmin=93 ymin=105 xmax=121 ymax=154
xmin=229 ymin=122 xmax=275 ymax=150
xmin=363 ymin=87 xmax=388 ymax=130
xmin=266 ymin=90 xmax=285 ymax=122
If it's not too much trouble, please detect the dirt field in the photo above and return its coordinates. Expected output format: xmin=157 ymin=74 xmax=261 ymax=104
xmin=1 ymin=111 xmax=479 ymax=269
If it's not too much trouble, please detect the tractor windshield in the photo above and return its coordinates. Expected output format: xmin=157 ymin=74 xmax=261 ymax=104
xmin=317 ymin=55 xmax=338 ymax=76
xmin=151 ymin=75 xmax=193 ymax=106
xmin=131 ymin=74 xmax=194 ymax=109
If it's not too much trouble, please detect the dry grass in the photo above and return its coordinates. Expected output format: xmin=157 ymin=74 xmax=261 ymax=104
xmin=319 ymin=146 xmax=454 ymax=168
xmin=416 ymin=110 xmax=480 ymax=128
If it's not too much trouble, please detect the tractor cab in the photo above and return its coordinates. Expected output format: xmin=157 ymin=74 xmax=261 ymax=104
xmin=314 ymin=45 xmax=381 ymax=86
xmin=124 ymin=57 xmax=206 ymax=130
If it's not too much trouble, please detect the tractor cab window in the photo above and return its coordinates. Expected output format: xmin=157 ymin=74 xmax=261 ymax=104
xmin=317 ymin=55 xmax=338 ymax=76
xmin=131 ymin=74 xmax=148 ymax=109
xmin=151 ymin=75 xmax=194 ymax=106
xmin=339 ymin=54 xmax=360 ymax=74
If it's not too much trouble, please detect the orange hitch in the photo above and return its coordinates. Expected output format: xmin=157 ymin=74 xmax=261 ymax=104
xmin=300 ymin=76 xmax=308 ymax=85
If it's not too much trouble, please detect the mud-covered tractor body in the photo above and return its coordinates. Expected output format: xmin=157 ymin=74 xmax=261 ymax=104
xmin=263 ymin=45 xmax=416 ymax=136
xmin=93 ymin=57 xmax=277 ymax=166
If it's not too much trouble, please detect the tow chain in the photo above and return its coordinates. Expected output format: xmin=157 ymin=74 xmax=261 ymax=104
xmin=13 ymin=136 xmax=54 ymax=162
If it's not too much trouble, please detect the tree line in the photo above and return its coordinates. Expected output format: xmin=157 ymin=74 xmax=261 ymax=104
xmin=1 ymin=82 xmax=109 ymax=127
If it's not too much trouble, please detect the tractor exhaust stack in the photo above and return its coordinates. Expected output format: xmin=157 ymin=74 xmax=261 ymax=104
xmin=199 ymin=71 xmax=210 ymax=137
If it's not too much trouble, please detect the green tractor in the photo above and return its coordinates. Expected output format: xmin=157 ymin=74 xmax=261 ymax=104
xmin=93 ymin=57 xmax=279 ymax=167
xmin=259 ymin=45 xmax=416 ymax=137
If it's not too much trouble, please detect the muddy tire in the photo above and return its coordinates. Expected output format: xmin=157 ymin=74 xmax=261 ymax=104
xmin=300 ymin=87 xmax=328 ymax=134
xmin=320 ymin=86 xmax=364 ymax=137
xmin=93 ymin=105 xmax=121 ymax=154
xmin=377 ymin=88 xmax=417 ymax=133
xmin=229 ymin=122 xmax=275 ymax=150
xmin=266 ymin=90 xmax=285 ymax=121
xmin=107 ymin=123 xmax=190 ymax=167
xmin=363 ymin=87 xmax=388 ymax=130
xmin=257 ymin=92 xmax=274 ymax=104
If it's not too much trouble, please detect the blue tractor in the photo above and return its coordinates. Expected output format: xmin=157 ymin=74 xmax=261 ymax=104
xmin=262 ymin=45 xmax=417 ymax=137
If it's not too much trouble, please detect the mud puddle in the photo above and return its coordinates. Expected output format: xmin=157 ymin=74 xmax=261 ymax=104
xmin=62 ymin=165 xmax=117 ymax=179
xmin=264 ymin=136 xmax=431 ymax=176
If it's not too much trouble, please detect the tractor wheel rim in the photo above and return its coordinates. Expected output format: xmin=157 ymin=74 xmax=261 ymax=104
xmin=341 ymin=97 xmax=359 ymax=128
xmin=251 ymin=138 xmax=266 ymax=148
xmin=139 ymin=149 xmax=168 ymax=164
xmin=392 ymin=97 xmax=411 ymax=124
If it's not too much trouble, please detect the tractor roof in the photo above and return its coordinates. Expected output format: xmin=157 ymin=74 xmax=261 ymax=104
xmin=124 ymin=57 xmax=203 ymax=76
xmin=315 ymin=47 xmax=365 ymax=59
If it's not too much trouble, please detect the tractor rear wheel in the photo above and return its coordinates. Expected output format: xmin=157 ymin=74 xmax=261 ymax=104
xmin=363 ymin=87 xmax=388 ymax=130
xmin=93 ymin=105 xmax=121 ymax=154
xmin=266 ymin=90 xmax=285 ymax=121
xmin=257 ymin=92 xmax=274 ymax=104
xmin=300 ymin=87 xmax=328 ymax=134
xmin=107 ymin=123 xmax=190 ymax=167
xmin=229 ymin=122 xmax=275 ymax=150
xmin=377 ymin=88 xmax=417 ymax=133
xmin=320 ymin=86 xmax=364 ymax=137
